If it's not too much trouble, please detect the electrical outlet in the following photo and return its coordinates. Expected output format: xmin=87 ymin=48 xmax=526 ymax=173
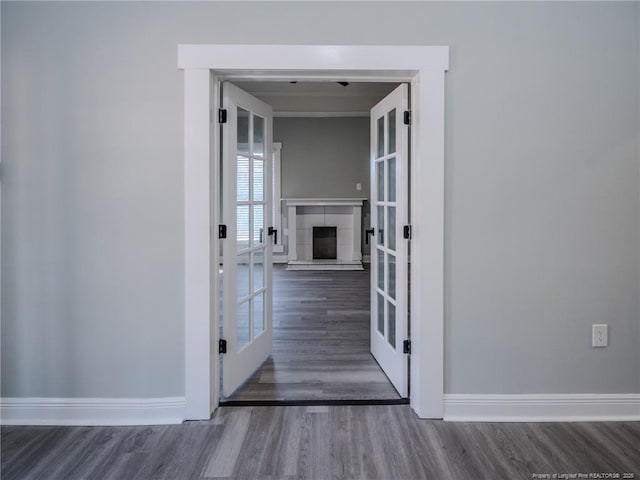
xmin=356 ymin=183 xmax=362 ymax=191
xmin=592 ymin=324 xmax=608 ymax=347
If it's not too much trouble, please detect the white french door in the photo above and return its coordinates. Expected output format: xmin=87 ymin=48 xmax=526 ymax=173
xmin=370 ymin=84 xmax=409 ymax=398
xmin=221 ymin=82 xmax=274 ymax=397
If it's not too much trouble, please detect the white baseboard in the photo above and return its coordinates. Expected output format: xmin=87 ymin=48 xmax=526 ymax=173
xmin=6 ymin=394 xmax=635 ymax=425
xmin=444 ymin=394 xmax=640 ymax=422
xmin=273 ymin=254 xmax=289 ymax=264
xmin=0 ymin=397 xmax=186 ymax=426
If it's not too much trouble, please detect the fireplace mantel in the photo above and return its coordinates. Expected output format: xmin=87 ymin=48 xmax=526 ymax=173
xmin=284 ymin=198 xmax=365 ymax=271
xmin=284 ymin=198 xmax=366 ymax=207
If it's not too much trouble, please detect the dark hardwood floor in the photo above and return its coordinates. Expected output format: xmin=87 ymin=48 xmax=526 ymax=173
xmin=222 ymin=265 xmax=401 ymax=402
xmin=5 ymin=266 xmax=637 ymax=479
xmin=3 ymin=406 xmax=639 ymax=480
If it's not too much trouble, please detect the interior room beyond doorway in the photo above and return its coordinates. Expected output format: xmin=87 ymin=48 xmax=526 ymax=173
xmin=220 ymin=81 xmax=403 ymax=403
xmin=222 ymin=265 xmax=401 ymax=402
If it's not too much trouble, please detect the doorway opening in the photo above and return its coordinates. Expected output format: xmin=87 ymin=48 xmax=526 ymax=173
xmin=218 ymin=81 xmax=406 ymax=404
xmin=221 ymin=266 xmax=403 ymax=405
xmin=180 ymin=44 xmax=448 ymax=420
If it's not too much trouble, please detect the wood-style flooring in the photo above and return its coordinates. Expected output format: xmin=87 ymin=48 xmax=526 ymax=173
xmin=222 ymin=265 xmax=400 ymax=402
xmin=3 ymin=406 xmax=639 ymax=480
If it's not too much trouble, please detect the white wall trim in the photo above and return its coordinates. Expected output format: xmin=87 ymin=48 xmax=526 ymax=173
xmin=184 ymin=68 xmax=215 ymax=420
xmin=272 ymin=142 xmax=283 ymax=253
xmin=274 ymin=111 xmax=369 ymax=118
xmin=273 ymin=253 xmax=289 ymax=263
xmin=0 ymin=397 xmax=186 ymax=426
xmin=178 ymin=45 xmax=448 ymax=72
xmin=179 ymin=44 xmax=449 ymax=420
xmin=444 ymin=394 xmax=640 ymax=422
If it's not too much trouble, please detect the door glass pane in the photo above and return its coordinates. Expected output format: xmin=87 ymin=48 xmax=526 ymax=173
xmin=237 ymin=205 xmax=250 ymax=251
xmin=388 ymin=206 xmax=396 ymax=251
xmin=376 ymin=162 xmax=384 ymax=202
xmin=237 ymin=156 xmax=250 ymax=202
xmin=253 ymin=292 xmax=265 ymax=338
xmin=253 ymin=250 xmax=264 ymax=293
xmin=377 ymin=116 xmax=384 ymax=158
xmin=237 ymin=301 xmax=250 ymax=351
xmin=388 ymin=157 xmax=396 ymax=202
xmin=253 ymin=115 xmax=265 ymax=157
xmin=388 ymin=302 xmax=396 ymax=349
xmin=388 ymin=109 xmax=396 ymax=154
xmin=377 ymin=293 xmax=385 ymax=335
xmin=237 ymin=107 xmax=249 ymax=154
xmin=377 ymin=249 xmax=384 ymax=291
xmin=253 ymin=159 xmax=264 ymax=201
xmin=377 ymin=206 xmax=384 ymax=246
xmin=237 ymin=253 xmax=250 ymax=300
xmin=388 ymin=254 xmax=396 ymax=300
xmin=253 ymin=204 xmax=264 ymax=246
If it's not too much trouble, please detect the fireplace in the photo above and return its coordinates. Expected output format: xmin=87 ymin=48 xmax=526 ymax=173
xmin=284 ymin=198 xmax=364 ymax=270
xmin=313 ymin=226 xmax=337 ymax=260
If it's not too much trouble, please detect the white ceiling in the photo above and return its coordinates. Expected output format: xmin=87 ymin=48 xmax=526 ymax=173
xmin=233 ymin=81 xmax=399 ymax=117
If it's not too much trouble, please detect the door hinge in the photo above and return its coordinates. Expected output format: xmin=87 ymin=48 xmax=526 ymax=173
xmin=403 ymin=225 xmax=412 ymax=240
xmin=403 ymin=110 xmax=411 ymax=125
xmin=218 ymin=108 xmax=228 ymax=124
xmin=403 ymin=339 xmax=411 ymax=354
xmin=219 ymin=339 xmax=227 ymax=354
xmin=218 ymin=224 xmax=227 ymax=239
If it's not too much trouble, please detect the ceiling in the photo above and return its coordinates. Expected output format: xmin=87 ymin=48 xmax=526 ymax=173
xmin=233 ymin=81 xmax=399 ymax=117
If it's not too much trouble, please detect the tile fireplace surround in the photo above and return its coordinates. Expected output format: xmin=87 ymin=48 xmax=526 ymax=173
xmin=284 ymin=198 xmax=365 ymax=271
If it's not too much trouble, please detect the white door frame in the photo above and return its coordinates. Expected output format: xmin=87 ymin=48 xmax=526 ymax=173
xmin=178 ymin=45 xmax=449 ymax=419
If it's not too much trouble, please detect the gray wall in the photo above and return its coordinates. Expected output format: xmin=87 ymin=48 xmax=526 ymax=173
xmin=2 ymin=1 xmax=638 ymax=398
xmin=273 ymin=116 xmax=371 ymax=255
xmin=274 ymin=117 xmax=370 ymax=199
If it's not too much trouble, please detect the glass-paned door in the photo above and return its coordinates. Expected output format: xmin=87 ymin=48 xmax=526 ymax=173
xmin=370 ymin=84 xmax=409 ymax=397
xmin=222 ymin=82 xmax=274 ymax=397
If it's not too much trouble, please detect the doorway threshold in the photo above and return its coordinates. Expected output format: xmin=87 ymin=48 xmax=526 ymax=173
xmin=219 ymin=398 xmax=409 ymax=407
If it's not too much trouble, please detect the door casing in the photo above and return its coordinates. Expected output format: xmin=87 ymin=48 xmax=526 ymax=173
xmin=179 ymin=44 xmax=449 ymax=420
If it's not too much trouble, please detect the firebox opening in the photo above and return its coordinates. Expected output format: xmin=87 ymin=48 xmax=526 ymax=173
xmin=313 ymin=226 xmax=337 ymax=260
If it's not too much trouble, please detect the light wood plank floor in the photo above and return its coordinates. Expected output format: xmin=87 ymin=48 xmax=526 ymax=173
xmin=222 ymin=265 xmax=401 ymax=402
xmin=3 ymin=406 xmax=639 ymax=479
